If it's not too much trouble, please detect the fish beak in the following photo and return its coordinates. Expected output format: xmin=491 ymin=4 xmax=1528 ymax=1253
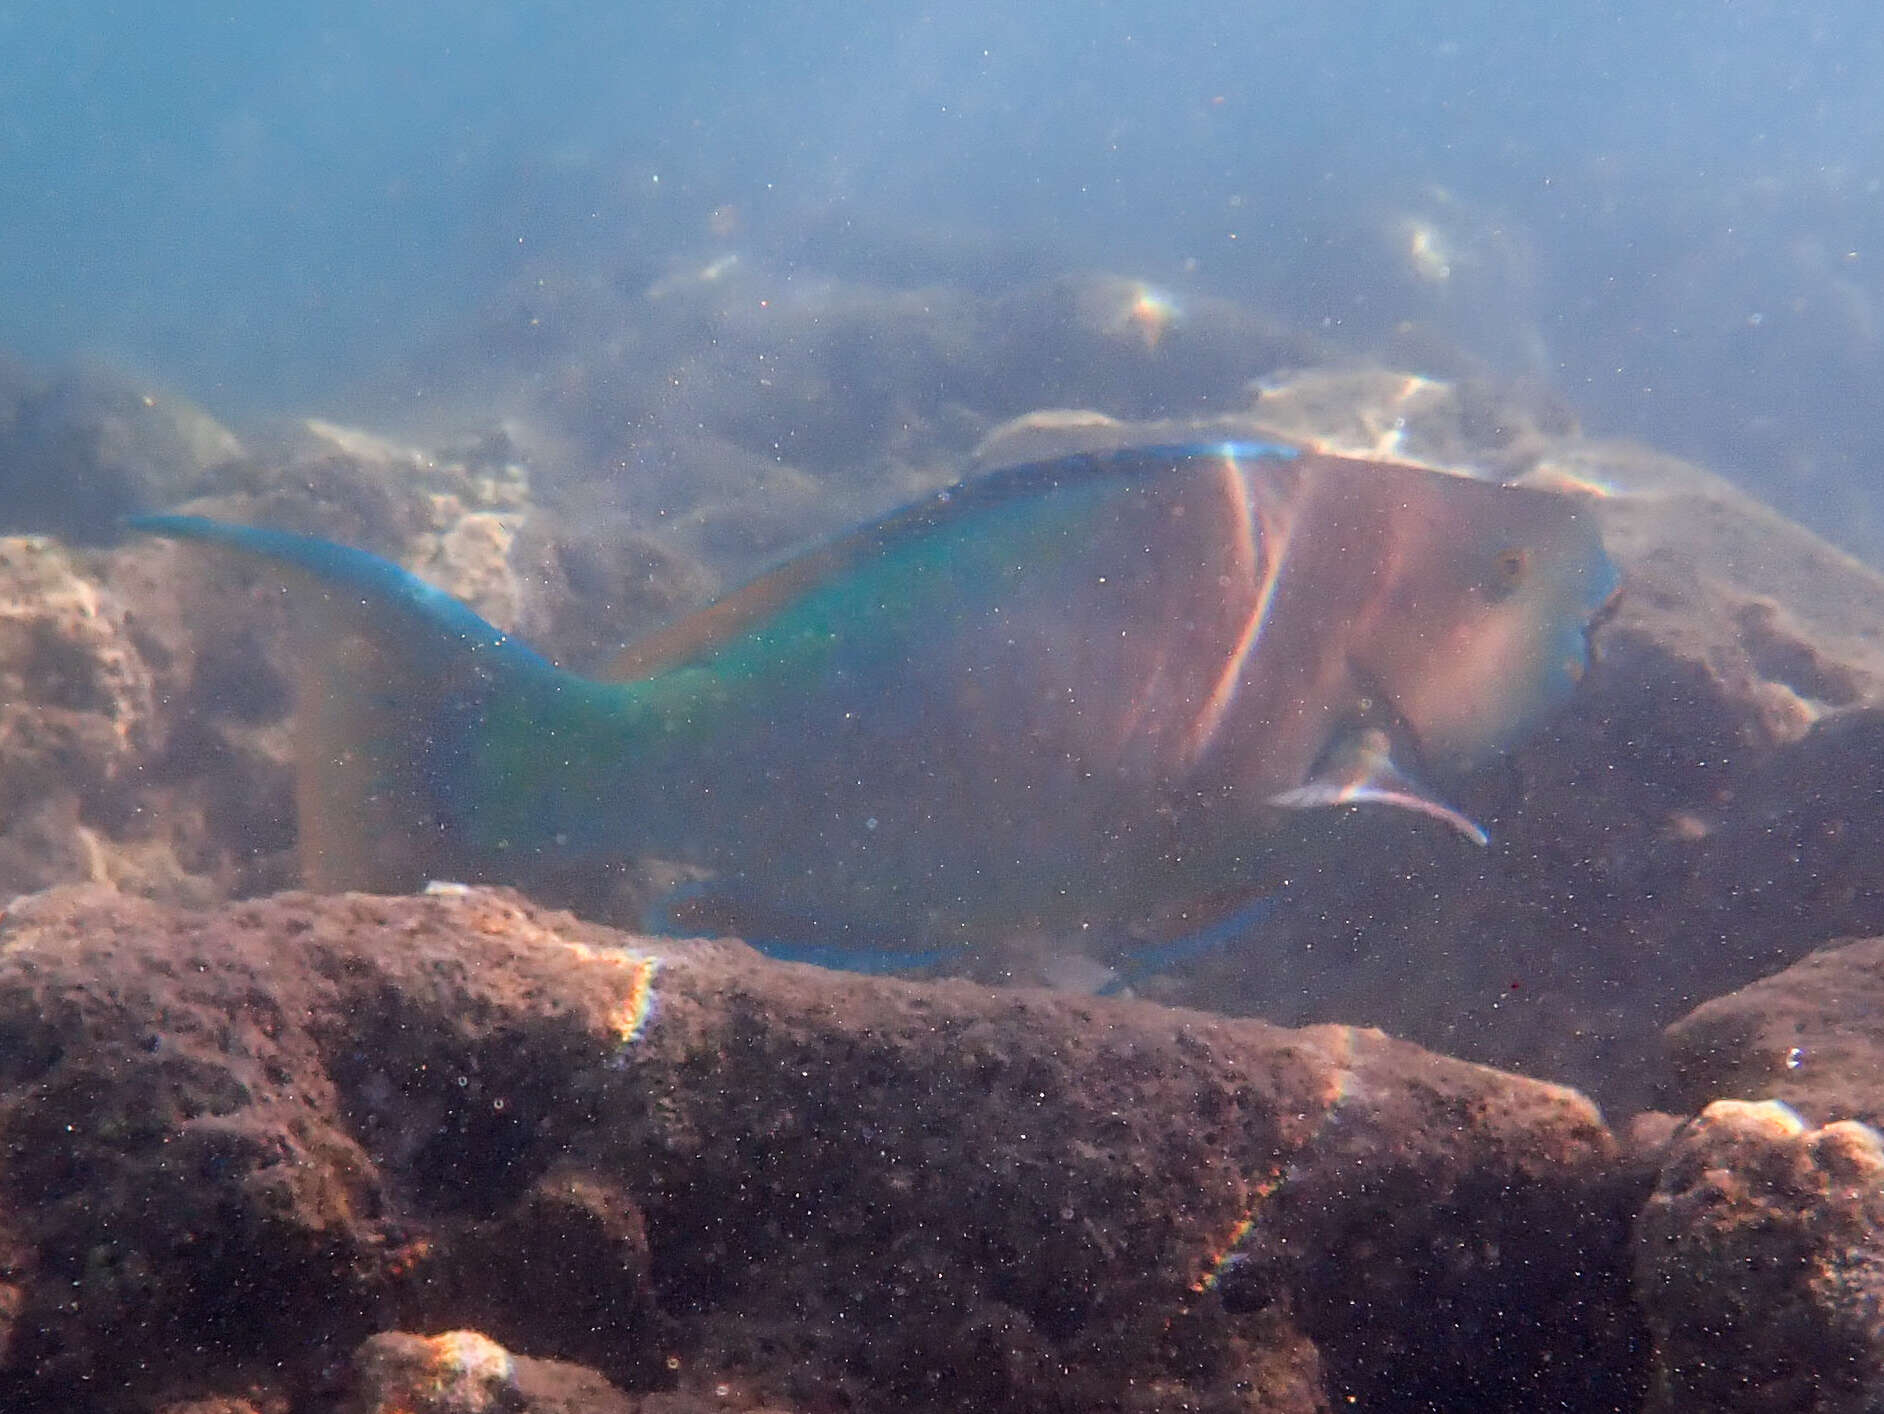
xmin=1585 ymin=577 xmax=1624 ymax=647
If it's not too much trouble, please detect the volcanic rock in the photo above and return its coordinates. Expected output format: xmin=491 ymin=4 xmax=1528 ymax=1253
xmin=0 ymin=361 xmax=245 ymax=544
xmin=1663 ymin=933 xmax=1884 ymax=1128
xmin=1635 ymin=1099 xmax=1884 ymax=1413
xmin=0 ymin=885 xmax=1641 ymax=1413
xmin=345 ymin=1329 xmax=637 ymax=1414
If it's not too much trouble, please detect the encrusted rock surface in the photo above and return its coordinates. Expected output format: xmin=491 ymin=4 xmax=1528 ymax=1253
xmin=0 ymin=885 xmax=1641 ymax=1413
xmin=1663 ymin=933 xmax=1884 ymax=1128
xmin=0 ymin=361 xmax=245 ymax=544
xmin=123 ymin=411 xmax=715 ymax=669
xmin=0 ymin=536 xmax=165 ymax=900
xmin=345 ymin=1329 xmax=638 ymax=1414
xmin=0 ymin=404 xmax=717 ymax=918
xmin=1635 ymin=1100 xmax=1884 ymax=1414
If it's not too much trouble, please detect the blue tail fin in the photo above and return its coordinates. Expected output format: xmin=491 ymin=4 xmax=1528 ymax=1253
xmin=1099 ymin=892 xmax=1284 ymax=997
xmin=132 ymin=514 xmax=567 ymax=893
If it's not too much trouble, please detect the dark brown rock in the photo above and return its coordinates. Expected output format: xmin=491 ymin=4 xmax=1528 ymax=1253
xmin=0 ymin=360 xmax=245 ymax=544
xmin=1663 ymin=933 xmax=1884 ymax=1127
xmin=345 ymin=1329 xmax=641 ymax=1414
xmin=150 ymin=1395 xmax=288 ymax=1414
xmin=0 ymin=885 xmax=1640 ymax=1412
xmin=388 ymin=1166 xmax=665 ymax=1388
xmin=1635 ymin=1099 xmax=1884 ymax=1413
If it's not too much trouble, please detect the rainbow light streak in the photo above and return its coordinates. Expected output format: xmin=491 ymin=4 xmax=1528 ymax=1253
xmin=608 ymin=954 xmax=661 ymax=1045
xmin=1188 ymin=1180 xmax=1276 ymax=1294
xmin=1121 ymin=281 xmax=1181 ymax=349
xmin=1335 ymin=779 xmax=1490 ymax=845
xmin=558 ymin=940 xmax=663 ymax=1046
xmin=1183 ymin=452 xmax=1293 ymax=763
xmin=1188 ymin=1033 xmax=1365 ymax=1294
xmin=1525 ymin=465 xmax=1620 ymax=499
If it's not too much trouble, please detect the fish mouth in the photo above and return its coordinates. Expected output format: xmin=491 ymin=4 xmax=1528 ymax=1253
xmin=1583 ymin=578 xmax=1625 ymax=655
xmin=1343 ymin=661 xmax=1438 ymax=770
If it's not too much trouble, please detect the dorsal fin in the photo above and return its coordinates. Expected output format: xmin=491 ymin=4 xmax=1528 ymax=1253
xmin=602 ymin=540 xmax=855 ymax=680
xmin=600 ymin=440 xmax=1298 ymax=681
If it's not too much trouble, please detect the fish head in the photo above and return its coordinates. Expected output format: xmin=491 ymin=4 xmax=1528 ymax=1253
xmin=1335 ymin=461 xmax=1619 ymax=774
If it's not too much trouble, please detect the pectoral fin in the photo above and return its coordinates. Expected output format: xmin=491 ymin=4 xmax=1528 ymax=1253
xmin=1270 ymin=727 xmax=1489 ymax=845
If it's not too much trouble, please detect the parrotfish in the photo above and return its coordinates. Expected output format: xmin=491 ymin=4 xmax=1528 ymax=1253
xmin=136 ymin=441 xmax=1617 ymax=967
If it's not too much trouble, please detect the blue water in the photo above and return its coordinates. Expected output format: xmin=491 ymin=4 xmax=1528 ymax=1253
xmin=6 ymin=2 xmax=1884 ymax=551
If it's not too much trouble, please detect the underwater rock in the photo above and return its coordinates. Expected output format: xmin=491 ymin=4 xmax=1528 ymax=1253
xmin=349 ymin=1331 xmax=516 ymax=1414
xmin=0 ymin=537 xmax=154 ymax=796
xmin=0 ymin=402 xmax=713 ymax=913
xmin=180 ymin=416 xmax=533 ymax=622
xmin=1635 ymin=1099 xmax=1884 ymax=1413
xmin=0 ymin=885 xmax=1639 ymax=1413
xmin=416 ymin=262 xmax=1321 ymax=575
xmin=0 ymin=358 xmax=246 ymax=544
xmin=157 ymin=415 xmax=712 ymax=670
xmin=0 ymin=531 xmax=302 ymax=910
xmin=0 ymin=536 xmax=166 ymax=900
xmin=345 ymin=1329 xmax=637 ymax=1414
xmin=1244 ymin=364 xmax=1579 ymax=480
xmin=1663 ymin=933 xmax=1884 ymax=1128
xmin=505 ymin=513 xmax=716 ymax=674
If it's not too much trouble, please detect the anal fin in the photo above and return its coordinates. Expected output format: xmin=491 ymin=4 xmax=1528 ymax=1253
xmin=644 ymin=880 xmax=964 ymax=976
xmin=1099 ymin=892 xmax=1284 ymax=997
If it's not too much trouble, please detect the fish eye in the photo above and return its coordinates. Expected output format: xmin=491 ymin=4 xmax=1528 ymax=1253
xmin=1486 ymin=546 xmax=1530 ymax=595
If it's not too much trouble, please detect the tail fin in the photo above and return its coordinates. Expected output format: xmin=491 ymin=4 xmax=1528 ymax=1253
xmin=132 ymin=514 xmax=566 ymax=893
